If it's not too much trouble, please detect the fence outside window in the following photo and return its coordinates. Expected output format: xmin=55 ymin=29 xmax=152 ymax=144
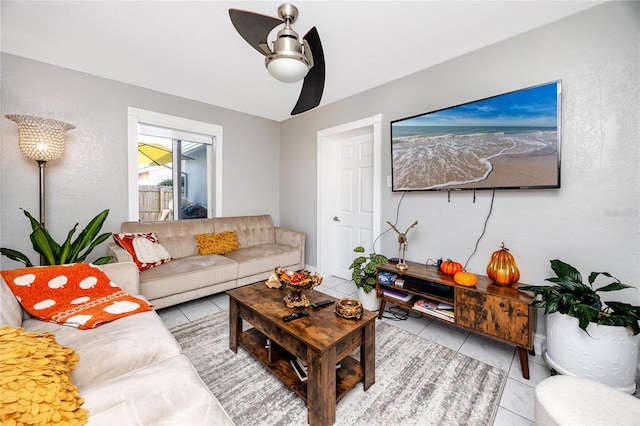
xmin=138 ymin=185 xmax=174 ymax=221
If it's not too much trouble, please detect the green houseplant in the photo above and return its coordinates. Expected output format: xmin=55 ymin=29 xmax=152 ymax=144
xmin=520 ymin=259 xmax=640 ymax=335
xmin=349 ymin=246 xmax=388 ymax=294
xmin=0 ymin=209 xmax=113 ymax=267
xmin=520 ymin=259 xmax=640 ymax=393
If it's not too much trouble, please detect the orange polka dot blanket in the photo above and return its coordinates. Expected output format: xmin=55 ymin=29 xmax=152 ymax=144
xmin=1 ymin=263 xmax=152 ymax=329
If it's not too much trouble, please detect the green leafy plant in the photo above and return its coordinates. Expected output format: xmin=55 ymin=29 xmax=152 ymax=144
xmin=349 ymin=246 xmax=388 ymax=294
xmin=520 ymin=259 xmax=640 ymax=335
xmin=0 ymin=209 xmax=113 ymax=267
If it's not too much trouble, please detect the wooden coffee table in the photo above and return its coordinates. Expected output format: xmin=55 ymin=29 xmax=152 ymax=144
xmin=228 ymin=283 xmax=377 ymax=426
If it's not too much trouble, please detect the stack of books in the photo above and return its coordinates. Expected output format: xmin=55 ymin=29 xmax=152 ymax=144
xmin=290 ymin=357 xmax=342 ymax=382
xmin=413 ymin=299 xmax=455 ymax=322
xmin=290 ymin=357 xmax=309 ymax=382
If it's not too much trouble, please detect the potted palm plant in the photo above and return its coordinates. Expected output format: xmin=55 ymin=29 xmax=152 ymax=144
xmin=520 ymin=259 xmax=640 ymax=393
xmin=0 ymin=209 xmax=112 ymax=266
xmin=349 ymin=246 xmax=388 ymax=311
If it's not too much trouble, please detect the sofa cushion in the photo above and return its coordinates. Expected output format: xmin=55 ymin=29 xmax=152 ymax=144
xmin=0 ymin=326 xmax=89 ymax=425
xmin=80 ymin=354 xmax=233 ymax=425
xmin=112 ymin=232 xmax=172 ymax=271
xmin=195 ymin=231 xmax=240 ymax=255
xmin=139 ymin=255 xmax=238 ymax=300
xmin=212 ymin=215 xmax=276 ymax=247
xmin=0 ymin=276 xmax=23 ymax=327
xmin=223 ymin=243 xmax=301 ymax=278
xmin=121 ymin=219 xmax=216 ymax=260
xmin=97 ymin=262 xmax=140 ymax=296
xmin=1 ymin=264 xmax=153 ymax=329
xmin=21 ymin=309 xmax=181 ymax=390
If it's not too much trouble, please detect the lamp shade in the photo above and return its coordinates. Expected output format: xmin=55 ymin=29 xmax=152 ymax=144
xmin=5 ymin=114 xmax=75 ymax=162
xmin=267 ymin=56 xmax=309 ymax=83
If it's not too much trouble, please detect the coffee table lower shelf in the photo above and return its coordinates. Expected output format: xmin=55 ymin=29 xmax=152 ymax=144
xmin=238 ymin=328 xmax=363 ymax=402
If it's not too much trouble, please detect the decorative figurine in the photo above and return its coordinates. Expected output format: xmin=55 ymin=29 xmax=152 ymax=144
xmin=387 ymin=220 xmax=418 ymax=271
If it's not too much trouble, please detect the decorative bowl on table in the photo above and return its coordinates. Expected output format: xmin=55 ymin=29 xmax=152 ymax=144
xmin=335 ymin=298 xmax=363 ymax=320
xmin=275 ymin=266 xmax=323 ymax=308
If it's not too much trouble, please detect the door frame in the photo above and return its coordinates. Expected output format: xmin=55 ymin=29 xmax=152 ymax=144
xmin=317 ymin=114 xmax=383 ymax=276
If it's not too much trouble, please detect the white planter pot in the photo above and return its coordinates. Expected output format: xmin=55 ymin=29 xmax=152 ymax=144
xmin=358 ymin=288 xmax=380 ymax=312
xmin=543 ymin=312 xmax=640 ymax=394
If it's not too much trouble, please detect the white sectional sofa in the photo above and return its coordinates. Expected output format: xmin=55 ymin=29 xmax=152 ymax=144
xmin=107 ymin=214 xmax=305 ymax=309
xmin=0 ymin=262 xmax=234 ymax=425
xmin=534 ymin=375 xmax=640 ymax=425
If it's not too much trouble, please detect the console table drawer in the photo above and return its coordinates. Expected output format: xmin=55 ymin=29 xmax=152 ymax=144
xmin=455 ymin=289 xmax=532 ymax=348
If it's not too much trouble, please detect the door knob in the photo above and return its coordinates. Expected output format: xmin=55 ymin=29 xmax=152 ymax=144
xmin=332 ymin=216 xmax=340 ymax=222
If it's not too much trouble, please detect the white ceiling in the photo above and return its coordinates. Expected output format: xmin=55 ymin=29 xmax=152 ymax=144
xmin=1 ymin=1 xmax=606 ymax=122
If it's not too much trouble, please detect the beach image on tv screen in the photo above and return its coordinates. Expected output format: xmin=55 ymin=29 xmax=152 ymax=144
xmin=391 ymin=81 xmax=560 ymax=191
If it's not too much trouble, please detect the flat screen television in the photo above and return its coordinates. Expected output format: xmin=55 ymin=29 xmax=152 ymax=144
xmin=390 ymin=80 xmax=561 ymax=192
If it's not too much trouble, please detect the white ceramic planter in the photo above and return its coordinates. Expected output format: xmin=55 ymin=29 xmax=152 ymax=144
xmin=358 ymin=288 xmax=380 ymax=312
xmin=543 ymin=312 xmax=640 ymax=394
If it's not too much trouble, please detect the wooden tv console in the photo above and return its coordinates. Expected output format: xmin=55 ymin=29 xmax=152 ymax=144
xmin=376 ymin=260 xmax=534 ymax=379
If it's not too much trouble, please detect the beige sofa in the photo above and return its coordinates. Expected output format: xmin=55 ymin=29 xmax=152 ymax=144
xmin=107 ymin=215 xmax=305 ymax=309
xmin=0 ymin=262 xmax=234 ymax=425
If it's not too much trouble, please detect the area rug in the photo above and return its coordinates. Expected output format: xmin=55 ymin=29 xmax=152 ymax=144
xmin=171 ymin=311 xmax=507 ymax=425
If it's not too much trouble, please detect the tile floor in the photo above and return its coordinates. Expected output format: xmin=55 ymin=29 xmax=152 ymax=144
xmin=158 ymin=275 xmax=550 ymax=425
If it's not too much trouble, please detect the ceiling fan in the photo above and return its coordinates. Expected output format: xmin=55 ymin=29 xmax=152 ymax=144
xmin=229 ymin=3 xmax=325 ymax=116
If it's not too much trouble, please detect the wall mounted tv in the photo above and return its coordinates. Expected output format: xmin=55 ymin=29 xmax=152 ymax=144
xmin=390 ymin=80 xmax=561 ymax=192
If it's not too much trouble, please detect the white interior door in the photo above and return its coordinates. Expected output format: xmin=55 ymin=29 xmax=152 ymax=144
xmin=317 ymin=114 xmax=382 ymax=280
xmin=332 ymin=131 xmax=375 ymax=280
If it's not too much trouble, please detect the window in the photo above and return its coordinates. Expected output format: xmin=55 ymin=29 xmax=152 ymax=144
xmin=128 ymin=108 xmax=223 ymax=221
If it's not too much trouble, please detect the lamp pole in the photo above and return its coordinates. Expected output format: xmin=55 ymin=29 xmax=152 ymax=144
xmin=38 ymin=160 xmax=47 ymax=266
xmin=38 ymin=160 xmax=46 ymax=229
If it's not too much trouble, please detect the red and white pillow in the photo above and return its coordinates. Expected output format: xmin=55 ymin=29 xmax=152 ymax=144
xmin=112 ymin=232 xmax=172 ymax=272
xmin=0 ymin=263 xmax=153 ymax=329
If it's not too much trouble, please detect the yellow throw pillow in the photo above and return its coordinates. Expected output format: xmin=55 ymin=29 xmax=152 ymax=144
xmin=195 ymin=231 xmax=240 ymax=255
xmin=0 ymin=326 xmax=89 ymax=425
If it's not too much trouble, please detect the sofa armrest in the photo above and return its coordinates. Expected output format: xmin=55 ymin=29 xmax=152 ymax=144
xmin=275 ymin=227 xmax=305 ymax=267
xmin=108 ymin=241 xmax=134 ymax=263
xmin=99 ymin=262 xmax=141 ymax=295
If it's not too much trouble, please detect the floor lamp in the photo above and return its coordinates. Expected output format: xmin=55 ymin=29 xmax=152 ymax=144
xmin=5 ymin=114 xmax=75 ymax=264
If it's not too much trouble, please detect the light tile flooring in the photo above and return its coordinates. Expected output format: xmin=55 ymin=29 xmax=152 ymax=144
xmin=158 ymin=276 xmax=550 ymax=425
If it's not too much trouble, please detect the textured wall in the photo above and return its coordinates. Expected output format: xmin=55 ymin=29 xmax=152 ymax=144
xmin=0 ymin=55 xmax=281 ymax=269
xmin=280 ymin=0 xmax=640 ymax=320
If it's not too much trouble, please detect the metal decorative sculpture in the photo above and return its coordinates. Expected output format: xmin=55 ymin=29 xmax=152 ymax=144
xmin=387 ymin=220 xmax=418 ymax=270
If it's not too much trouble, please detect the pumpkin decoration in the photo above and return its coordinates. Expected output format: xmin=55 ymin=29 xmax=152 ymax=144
xmin=454 ymin=270 xmax=478 ymax=286
xmin=487 ymin=242 xmax=520 ymax=286
xmin=440 ymin=259 xmax=463 ymax=275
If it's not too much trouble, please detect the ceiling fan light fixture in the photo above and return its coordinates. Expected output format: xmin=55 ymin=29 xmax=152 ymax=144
xmin=229 ymin=3 xmax=325 ymax=114
xmin=264 ymin=23 xmax=311 ymax=83
xmin=266 ymin=54 xmax=310 ymax=83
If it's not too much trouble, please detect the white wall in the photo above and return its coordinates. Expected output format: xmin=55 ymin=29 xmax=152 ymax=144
xmin=280 ymin=0 xmax=640 ymax=323
xmin=0 ymin=54 xmax=281 ymax=269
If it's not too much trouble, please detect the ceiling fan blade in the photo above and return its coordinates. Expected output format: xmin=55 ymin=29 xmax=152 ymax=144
xmin=291 ymin=27 xmax=325 ymax=115
xmin=229 ymin=9 xmax=282 ymax=56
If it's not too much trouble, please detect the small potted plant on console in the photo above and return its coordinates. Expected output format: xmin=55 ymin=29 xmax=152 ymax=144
xmin=520 ymin=259 xmax=640 ymax=393
xmin=349 ymin=246 xmax=388 ymax=311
